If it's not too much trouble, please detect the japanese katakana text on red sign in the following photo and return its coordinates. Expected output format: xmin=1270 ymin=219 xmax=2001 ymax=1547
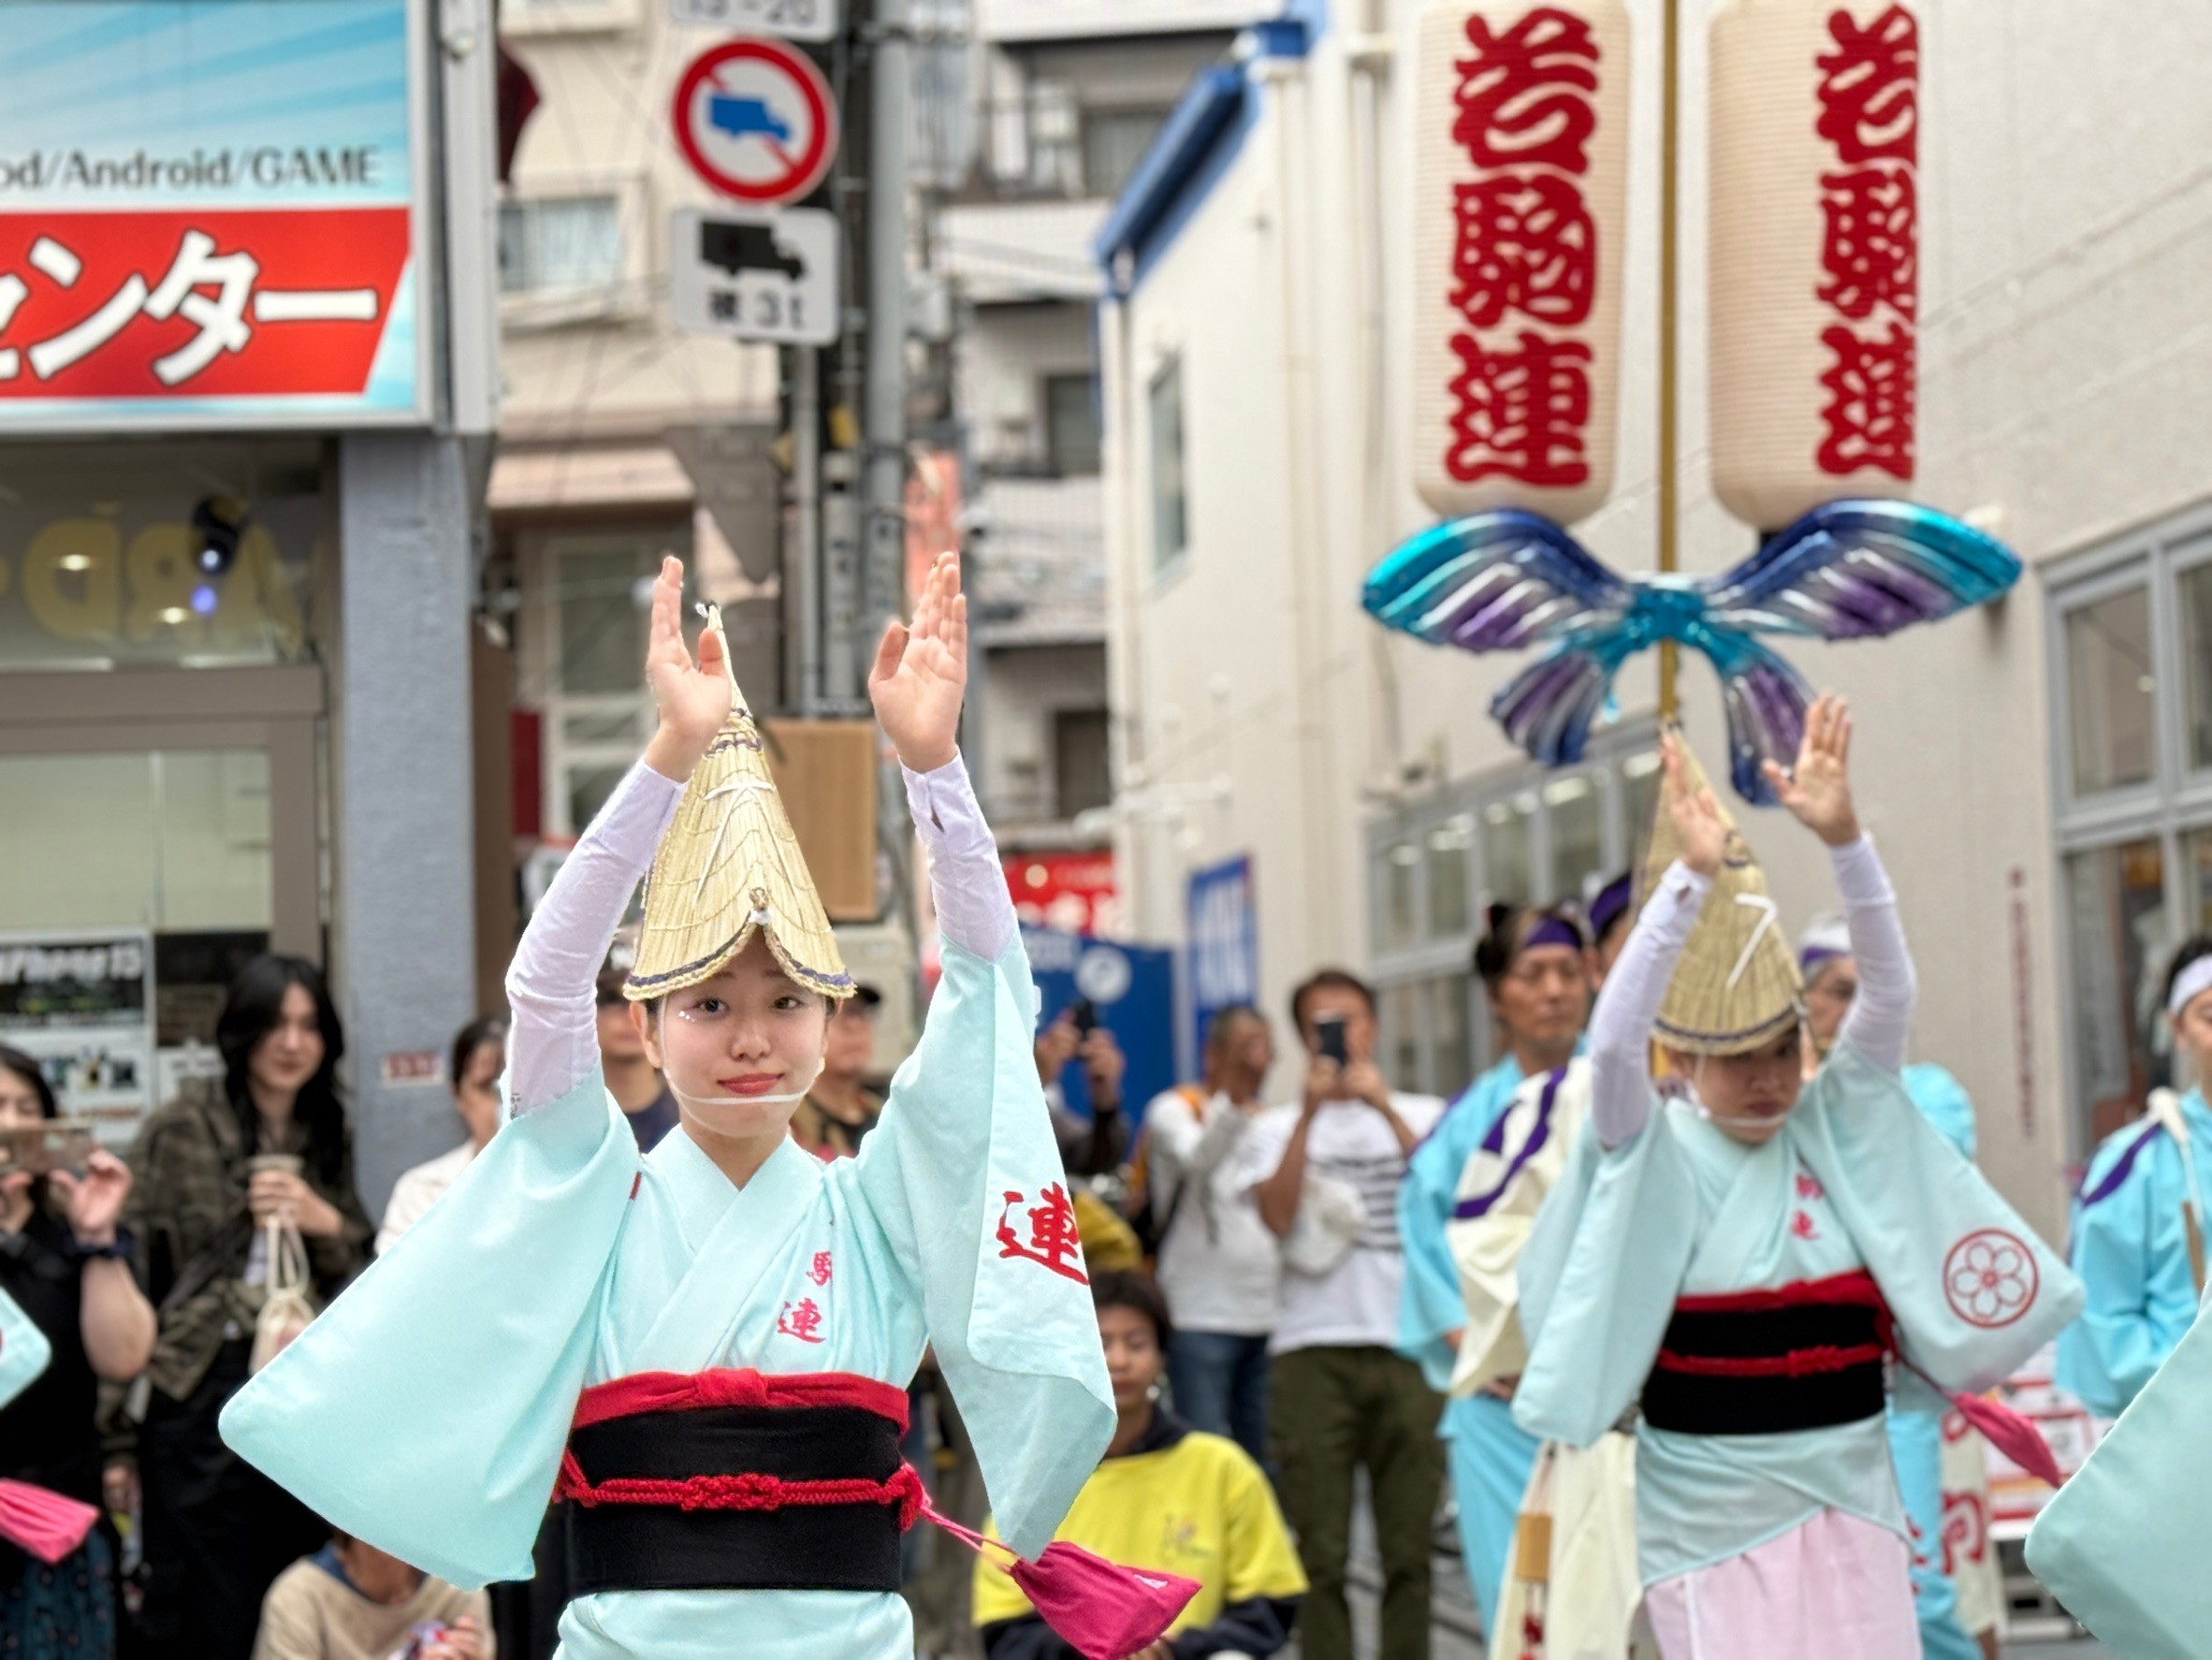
xmin=0 ymin=210 xmax=408 ymax=400
xmin=1813 ymin=6 xmax=1918 ymax=479
xmin=1441 ymin=7 xmax=1603 ymax=489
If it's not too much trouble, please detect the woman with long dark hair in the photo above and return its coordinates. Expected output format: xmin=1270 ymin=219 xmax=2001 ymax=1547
xmin=124 ymin=954 xmax=372 ymax=1660
xmin=0 ymin=1043 xmax=156 ymax=1656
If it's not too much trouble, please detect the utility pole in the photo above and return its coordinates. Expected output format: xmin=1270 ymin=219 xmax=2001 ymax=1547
xmin=862 ymin=0 xmax=910 ymax=667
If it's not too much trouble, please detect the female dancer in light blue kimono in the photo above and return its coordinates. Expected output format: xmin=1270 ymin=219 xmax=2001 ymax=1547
xmin=2053 ymin=933 xmax=2212 ymax=1419
xmin=1512 ymin=702 xmax=2078 ymax=1660
xmin=222 ymin=553 xmax=1129 ymax=1660
xmin=1396 ymin=904 xmax=1590 ymax=1640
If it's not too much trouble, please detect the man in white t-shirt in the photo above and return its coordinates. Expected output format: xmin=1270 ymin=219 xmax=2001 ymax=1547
xmin=1236 ymin=969 xmax=1446 ymax=1660
xmin=1143 ymin=1003 xmax=1279 ymax=1464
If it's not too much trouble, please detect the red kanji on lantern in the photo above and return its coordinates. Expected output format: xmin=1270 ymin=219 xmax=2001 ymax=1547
xmin=777 ymin=1298 xmax=826 ymax=1344
xmin=1815 ymin=6 xmax=1918 ymax=167
xmin=1816 ymin=322 xmax=1915 ymax=477
xmin=1453 ymin=7 xmax=1602 ymax=174
xmin=995 ymin=1184 xmax=1089 ymax=1285
xmin=1450 ymin=175 xmax=1597 ymax=329
xmin=808 ymin=1251 xmax=833 ymax=1287
xmin=1444 ymin=329 xmax=1593 ymax=488
xmin=1818 ymin=166 xmax=1917 ymax=322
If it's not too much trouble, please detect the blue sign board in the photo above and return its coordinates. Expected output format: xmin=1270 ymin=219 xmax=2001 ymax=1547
xmin=1022 ymin=926 xmax=1176 ymax=1132
xmin=1186 ymin=853 xmax=1259 ymax=1070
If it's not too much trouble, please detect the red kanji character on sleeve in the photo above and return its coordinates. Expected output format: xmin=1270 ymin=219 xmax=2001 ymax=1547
xmin=1443 ymin=329 xmax=1593 ymax=488
xmin=1452 ymin=7 xmax=1602 ymax=174
xmin=995 ymin=1184 xmax=1089 ymax=1285
xmin=777 ymin=1298 xmax=826 ymax=1344
xmin=1818 ymin=166 xmax=1916 ymax=321
xmin=1450 ymin=175 xmax=1597 ymax=329
xmin=1817 ymin=322 xmax=1915 ymax=478
xmin=1817 ymin=6 xmax=1918 ymax=167
xmin=808 ymin=1251 xmax=833 ymax=1288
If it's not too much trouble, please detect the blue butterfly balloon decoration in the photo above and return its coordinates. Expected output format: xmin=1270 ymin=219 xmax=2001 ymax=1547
xmin=1361 ymin=499 xmax=2022 ymax=806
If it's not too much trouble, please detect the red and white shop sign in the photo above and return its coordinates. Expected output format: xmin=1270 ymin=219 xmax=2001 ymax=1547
xmin=0 ymin=210 xmax=411 ymax=403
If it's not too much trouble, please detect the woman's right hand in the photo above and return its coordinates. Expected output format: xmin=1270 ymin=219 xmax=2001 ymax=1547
xmin=1661 ymin=730 xmax=1727 ymax=878
xmin=640 ymin=555 xmax=733 ymax=782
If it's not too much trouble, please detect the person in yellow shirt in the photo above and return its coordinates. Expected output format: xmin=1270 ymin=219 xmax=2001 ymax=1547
xmin=972 ymin=1272 xmax=1306 ymax=1659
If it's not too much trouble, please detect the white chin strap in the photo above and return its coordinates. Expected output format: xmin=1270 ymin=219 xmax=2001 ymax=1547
xmin=1686 ymin=1056 xmax=1787 ymax=1131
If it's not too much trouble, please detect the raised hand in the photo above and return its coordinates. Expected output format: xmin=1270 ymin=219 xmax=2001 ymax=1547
xmin=1763 ymin=692 xmax=1861 ymax=848
xmin=868 ymin=549 xmax=968 ymax=774
xmin=49 ymin=1147 xmax=131 ymax=1246
xmin=1662 ymin=729 xmax=1729 ymax=878
xmin=641 ymin=555 xmax=733 ymax=782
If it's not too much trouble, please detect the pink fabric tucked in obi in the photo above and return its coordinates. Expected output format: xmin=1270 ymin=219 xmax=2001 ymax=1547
xmin=1642 ymin=1507 xmax=1919 ymax=1660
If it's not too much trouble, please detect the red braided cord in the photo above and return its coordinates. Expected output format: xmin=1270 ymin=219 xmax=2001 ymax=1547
xmin=556 ymin=1455 xmax=926 ymax=1532
xmin=1652 ymin=1341 xmax=1888 ymax=1379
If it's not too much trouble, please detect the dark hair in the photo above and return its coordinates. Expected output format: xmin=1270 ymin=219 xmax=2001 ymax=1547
xmin=1091 ymin=1268 xmax=1173 ymax=1350
xmin=1204 ymin=1003 xmax=1265 ymax=1056
xmin=1288 ymin=968 xmax=1376 ymax=1033
xmin=595 ymin=968 xmax=631 ymax=1009
xmin=0 ymin=1044 xmax=58 ymax=1120
xmin=216 ymin=954 xmax=349 ymax=1187
xmin=2166 ymin=936 xmax=2212 ymax=1014
xmin=450 ymin=1014 xmax=509 ymax=1091
xmin=1473 ymin=903 xmax=1592 ymax=991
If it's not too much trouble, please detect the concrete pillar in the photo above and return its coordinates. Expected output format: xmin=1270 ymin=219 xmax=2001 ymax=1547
xmin=334 ymin=432 xmax=478 ymax=1219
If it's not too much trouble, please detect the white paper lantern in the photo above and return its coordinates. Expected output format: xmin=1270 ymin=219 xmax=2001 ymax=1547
xmin=1411 ymin=0 xmax=1631 ymax=526
xmin=1710 ymin=0 xmax=1921 ymax=532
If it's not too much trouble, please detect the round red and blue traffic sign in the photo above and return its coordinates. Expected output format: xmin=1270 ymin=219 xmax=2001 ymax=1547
xmin=672 ymin=37 xmax=838 ymax=207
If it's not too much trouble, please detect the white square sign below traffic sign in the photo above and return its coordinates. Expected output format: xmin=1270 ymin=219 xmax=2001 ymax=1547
xmin=670 ymin=208 xmax=840 ymax=346
xmin=669 ymin=0 xmax=838 ymax=41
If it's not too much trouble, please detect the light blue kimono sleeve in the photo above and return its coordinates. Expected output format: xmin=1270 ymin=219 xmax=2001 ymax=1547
xmin=1795 ymin=1043 xmax=2081 ymax=1392
xmin=2053 ymin=1122 xmax=2195 ymax=1418
xmin=220 ymin=1073 xmax=638 ymax=1588
xmin=2028 ymin=1288 xmax=2212 ymax=1660
xmin=1398 ymin=1059 xmax=1521 ymax=1389
xmin=0 ymin=1282 xmax=51 ymax=1407
xmin=1902 ymin=1064 xmax=1977 ymax=1160
xmin=846 ymin=935 xmax=1114 ymax=1559
xmin=1511 ymin=1102 xmax=1699 ymax=1448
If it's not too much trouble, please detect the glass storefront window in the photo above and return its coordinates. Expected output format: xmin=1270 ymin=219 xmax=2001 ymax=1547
xmin=1377 ymin=841 xmax=1419 ymax=954
xmin=1382 ymin=980 xmax=1423 ymax=1096
xmin=2189 ymin=826 xmax=2212 ymax=937
xmin=2063 ymin=837 xmax=2171 ymax=1145
xmin=1484 ymin=794 xmax=1535 ymax=905
xmin=1426 ymin=815 xmax=1474 ymax=939
xmin=559 ymin=548 xmax=652 ymax=695
xmin=1547 ymin=775 xmax=1604 ymax=899
xmin=2182 ymin=561 xmax=2212 ymax=775
xmin=1428 ymin=973 xmax=1473 ymax=1100
xmin=2064 ymin=586 xmax=2156 ymax=796
xmin=0 ymin=440 xmax=325 ymax=673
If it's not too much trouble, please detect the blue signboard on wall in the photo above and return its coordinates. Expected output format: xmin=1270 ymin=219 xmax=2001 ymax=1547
xmin=1023 ymin=925 xmax=1176 ymax=1132
xmin=1186 ymin=853 xmax=1259 ymax=1070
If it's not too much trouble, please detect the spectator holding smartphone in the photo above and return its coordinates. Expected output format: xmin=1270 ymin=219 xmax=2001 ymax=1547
xmin=1033 ymin=1001 xmax=1128 ymax=1177
xmin=252 ymin=1531 xmax=490 ymax=1660
xmin=0 ymin=1043 xmax=157 ymax=1659
xmin=1235 ymin=971 xmax=1447 ymax=1660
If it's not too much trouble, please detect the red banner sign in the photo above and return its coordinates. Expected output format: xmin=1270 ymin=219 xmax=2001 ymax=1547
xmin=0 ymin=209 xmax=410 ymax=400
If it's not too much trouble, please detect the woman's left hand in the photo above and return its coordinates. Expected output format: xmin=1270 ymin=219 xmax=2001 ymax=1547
xmin=50 ymin=1149 xmax=131 ymax=1247
xmin=867 ymin=550 xmax=967 ymax=774
xmin=1764 ymin=692 xmax=1862 ymax=848
xmin=248 ymin=1169 xmax=344 ymax=1239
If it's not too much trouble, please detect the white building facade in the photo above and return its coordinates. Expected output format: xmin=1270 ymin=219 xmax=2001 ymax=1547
xmin=1097 ymin=0 xmax=2212 ymax=1238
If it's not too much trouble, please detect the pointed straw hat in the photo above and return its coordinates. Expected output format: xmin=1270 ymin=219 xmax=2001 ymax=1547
xmin=1638 ymin=731 xmax=1802 ymax=1056
xmin=624 ymin=610 xmax=855 ymax=1004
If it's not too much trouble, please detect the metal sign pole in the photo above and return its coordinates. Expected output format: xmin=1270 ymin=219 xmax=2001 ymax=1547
xmin=1657 ymin=0 xmax=1682 ymax=722
xmin=861 ymin=0 xmax=911 ymax=676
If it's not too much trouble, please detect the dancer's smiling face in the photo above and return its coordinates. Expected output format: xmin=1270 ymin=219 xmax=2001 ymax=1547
xmin=1665 ymin=1025 xmax=1807 ymax=1146
xmin=633 ymin=936 xmax=832 ymax=1138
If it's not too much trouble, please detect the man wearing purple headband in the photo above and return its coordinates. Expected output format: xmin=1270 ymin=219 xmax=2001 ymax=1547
xmin=1396 ymin=903 xmax=1592 ymax=1642
xmin=2057 ymin=935 xmax=2212 ymax=1420
xmin=1588 ymin=873 xmax=1636 ymax=980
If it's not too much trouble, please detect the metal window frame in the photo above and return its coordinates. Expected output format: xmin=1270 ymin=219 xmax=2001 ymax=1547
xmin=2045 ymin=501 xmax=2212 ymax=1161
xmin=1365 ymin=718 xmax=1658 ymax=1094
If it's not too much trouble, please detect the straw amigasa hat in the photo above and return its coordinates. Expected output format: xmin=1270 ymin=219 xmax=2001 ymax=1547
xmin=1638 ymin=732 xmax=1802 ymax=1055
xmin=624 ymin=610 xmax=855 ymax=1004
